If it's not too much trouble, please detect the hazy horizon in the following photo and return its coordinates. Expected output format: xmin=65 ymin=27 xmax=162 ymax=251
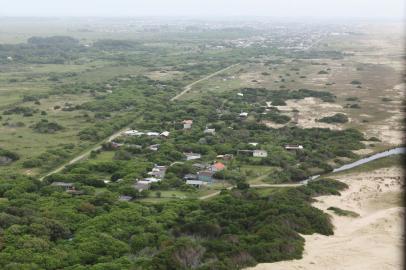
xmin=0 ymin=0 xmax=404 ymax=19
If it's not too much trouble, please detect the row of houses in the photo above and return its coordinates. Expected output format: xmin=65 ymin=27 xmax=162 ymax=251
xmin=184 ymin=162 xmax=225 ymax=188
xmin=134 ymin=164 xmax=168 ymax=191
xmin=237 ymin=149 xmax=268 ymax=157
xmin=123 ymin=130 xmax=170 ymax=137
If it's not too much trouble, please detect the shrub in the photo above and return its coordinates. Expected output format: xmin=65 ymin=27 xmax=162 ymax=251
xmin=317 ymin=113 xmax=349 ymax=124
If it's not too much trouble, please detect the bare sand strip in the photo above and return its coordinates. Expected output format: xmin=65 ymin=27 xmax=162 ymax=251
xmin=247 ymin=166 xmax=404 ymax=270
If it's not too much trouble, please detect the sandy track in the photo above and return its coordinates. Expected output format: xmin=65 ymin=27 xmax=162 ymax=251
xmin=39 ymin=126 xmax=129 ymax=180
xmin=170 ymin=63 xmax=240 ymax=101
xmin=247 ymin=166 xmax=404 ymax=270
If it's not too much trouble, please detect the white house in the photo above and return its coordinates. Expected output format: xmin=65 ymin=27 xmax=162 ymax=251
xmin=186 ymin=180 xmax=207 ymax=188
xmin=143 ymin=177 xmax=161 ymax=183
xmin=146 ymin=132 xmax=160 ymax=137
xmin=160 ymin=131 xmax=170 ymax=137
xmin=253 ymin=150 xmax=268 ymax=158
xmin=285 ymin=144 xmax=304 ymax=150
xmin=237 ymin=93 xmax=244 ymax=97
xmin=249 ymin=142 xmax=259 ymax=147
xmin=148 ymin=165 xmax=167 ymax=179
xmin=148 ymin=144 xmax=160 ymax=151
xmin=204 ymin=128 xmax=216 ymax=135
xmin=239 ymin=112 xmax=248 ymax=118
xmin=182 ymin=120 xmax=193 ymax=129
xmin=184 ymin=152 xmax=201 ymax=161
xmin=123 ymin=130 xmax=139 ymax=136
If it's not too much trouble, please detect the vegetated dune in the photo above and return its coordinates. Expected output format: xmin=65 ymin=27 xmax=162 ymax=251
xmin=247 ymin=166 xmax=404 ymax=270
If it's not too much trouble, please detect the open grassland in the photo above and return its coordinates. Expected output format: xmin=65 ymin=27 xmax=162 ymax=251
xmin=179 ymin=26 xmax=405 ymax=151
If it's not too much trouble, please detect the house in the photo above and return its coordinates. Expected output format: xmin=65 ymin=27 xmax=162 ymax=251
xmin=148 ymin=144 xmax=160 ymax=151
xmin=182 ymin=120 xmax=193 ymax=129
xmin=134 ymin=181 xmax=150 ymax=191
xmin=210 ymin=162 xmax=225 ymax=172
xmin=111 ymin=142 xmax=123 ymax=149
xmin=237 ymin=93 xmax=244 ymax=97
xmin=253 ymin=150 xmax=268 ymax=157
xmin=197 ymin=171 xmax=214 ymax=183
xmin=239 ymin=112 xmax=248 ymax=118
xmin=183 ymin=174 xmax=197 ymax=180
xmin=146 ymin=132 xmax=160 ymax=137
xmin=248 ymin=142 xmax=259 ymax=147
xmin=184 ymin=152 xmax=201 ymax=161
xmin=51 ymin=182 xmax=74 ymax=190
xmin=160 ymin=131 xmax=170 ymax=138
xmin=148 ymin=165 xmax=167 ymax=179
xmin=216 ymin=154 xmax=234 ymax=160
xmin=123 ymin=130 xmax=139 ymax=136
xmin=285 ymin=144 xmax=304 ymax=150
xmin=204 ymin=128 xmax=216 ymax=135
xmin=186 ymin=180 xmax=207 ymax=188
xmin=192 ymin=163 xmax=209 ymax=170
xmin=143 ymin=177 xmax=161 ymax=183
xmin=66 ymin=190 xmax=85 ymax=195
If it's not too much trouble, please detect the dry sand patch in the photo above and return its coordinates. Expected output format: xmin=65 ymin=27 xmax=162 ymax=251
xmin=247 ymin=166 xmax=404 ymax=270
xmin=274 ymin=97 xmax=346 ymax=129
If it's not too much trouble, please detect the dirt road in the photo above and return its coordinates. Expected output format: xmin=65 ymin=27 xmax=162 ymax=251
xmin=39 ymin=127 xmax=129 ymax=180
xmin=170 ymin=63 xmax=240 ymax=101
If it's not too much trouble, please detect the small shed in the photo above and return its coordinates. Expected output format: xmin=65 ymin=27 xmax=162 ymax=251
xmin=51 ymin=182 xmax=74 ymax=190
xmin=285 ymin=144 xmax=304 ymax=150
xmin=253 ymin=150 xmax=268 ymax=158
xmin=197 ymin=171 xmax=214 ymax=183
xmin=183 ymin=174 xmax=197 ymax=180
xmin=186 ymin=180 xmax=207 ymax=188
xmin=184 ymin=152 xmax=201 ymax=161
xmin=182 ymin=120 xmax=193 ymax=129
xmin=204 ymin=128 xmax=216 ymax=135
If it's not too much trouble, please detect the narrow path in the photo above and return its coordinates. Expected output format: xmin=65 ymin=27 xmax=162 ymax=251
xmin=39 ymin=126 xmax=129 ymax=180
xmin=199 ymin=183 xmax=303 ymax=200
xmin=170 ymin=63 xmax=240 ymax=101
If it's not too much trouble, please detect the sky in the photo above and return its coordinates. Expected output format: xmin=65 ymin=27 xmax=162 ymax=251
xmin=0 ymin=0 xmax=404 ymax=19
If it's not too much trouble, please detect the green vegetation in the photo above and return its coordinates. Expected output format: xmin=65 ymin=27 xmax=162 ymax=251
xmin=0 ymin=19 xmax=401 ymax=269
xmin=317 ymin=113 xmax=349 ymax=124
xmin=327 ymin=206 xmax=360 ymax=217
xmin=0 ymin=148 xmax=19 ymax=165
xmin=350 ymin=80 xmax=362 ymax=85
xmin=0 ymin=174 xmax=348 ymax=269
xmin=32 ymin=119 xmax=64 ymax=133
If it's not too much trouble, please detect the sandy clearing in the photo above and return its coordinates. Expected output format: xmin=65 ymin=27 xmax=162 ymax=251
xmin=365 ymin=111 xmax=405 ymax=145
xmin=275 ymin=97 xmax=346 ymax=129
xmin=247 ymin=166 xmax=404 ymax=270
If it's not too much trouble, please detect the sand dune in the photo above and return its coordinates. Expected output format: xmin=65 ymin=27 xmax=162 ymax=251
xmin=248 ymin=167 xmax=404 ymax=270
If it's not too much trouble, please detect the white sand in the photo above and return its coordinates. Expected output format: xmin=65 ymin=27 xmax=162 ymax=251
xmin=247 ymin=166 xmax=404 ymax=270
xmin=276 ymin=97 xmax=345 ymax=130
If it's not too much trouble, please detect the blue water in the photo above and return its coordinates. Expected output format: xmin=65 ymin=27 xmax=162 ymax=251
xmin=333 ymin=147 xmax=405 ymax=173
xmin=301 ymin=147 xmax=405 ymax=184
